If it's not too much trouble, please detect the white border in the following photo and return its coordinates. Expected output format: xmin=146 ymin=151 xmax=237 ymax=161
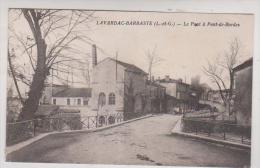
xmin=1 ymin=0 xmax=260 ymax=168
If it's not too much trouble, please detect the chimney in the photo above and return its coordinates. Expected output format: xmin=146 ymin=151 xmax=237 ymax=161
xmin=92 ymin=44 xmax=97 ymax=67
xmin=151 ymin=76 xmax=154 ymax=82
xmin=165 ymin=75 xmax=170 ymax=82
xmin=178 ymin=78 xmax=183 ymax=83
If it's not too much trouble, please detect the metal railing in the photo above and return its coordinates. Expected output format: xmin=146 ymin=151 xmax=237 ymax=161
xmin=182 ymin=118 xmax=251 ymax=145
xmin=6 ymin=114 xmax=124 ymax=146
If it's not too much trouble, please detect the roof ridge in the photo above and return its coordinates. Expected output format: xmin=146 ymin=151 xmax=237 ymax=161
xmin=110 ymin=58 xmax=148 ymax=75
xmin=53 ymin=88 xmax=92 ymax=97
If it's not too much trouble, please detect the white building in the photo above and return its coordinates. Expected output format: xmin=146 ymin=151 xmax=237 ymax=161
xmin=51 ymin=88 xmax=94 ymax=116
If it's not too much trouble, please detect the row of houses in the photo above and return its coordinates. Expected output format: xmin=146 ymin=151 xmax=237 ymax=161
xmin=6 ymin=45 xmax=205 ymax=124
xmin=7 ymin=44 xmax=252 ymax=127
xmin=33 ymin=45 xmax=167 ymax=124
xmin=33 ymin=45 xmax=201 ymax=125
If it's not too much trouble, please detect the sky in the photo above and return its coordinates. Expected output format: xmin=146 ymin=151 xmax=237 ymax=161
xmin=87 ymin=11 xmax=254 ymax=85
xmin=8 ymin=10 xmax=254 ymax=95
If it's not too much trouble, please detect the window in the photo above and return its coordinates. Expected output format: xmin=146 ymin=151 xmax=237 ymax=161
xmin=99 ymin=116 xmax=106 ymax=126
xmin=83 ymin=99 xmax=88 ymax=105
xmin=67 ymin=98 xmax=70 ymax=105
xmin=108 ymin=93 xmax=115 ymax=105
xmin=43 ymin=96 xmax=47 ymax=104
xmin=108 ymin=116 xmax=115 ymax=124
xmin=98 ymin=92 xmax=106 ymax=107
xmin=53 ymin=98 xmax=56 ymax=105
xmin=77 ymin=98 xmax=81 ymax=105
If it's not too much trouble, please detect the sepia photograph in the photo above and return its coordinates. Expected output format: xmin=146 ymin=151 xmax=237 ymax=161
xmin=3 ymin=7 xmax=255 ymax=168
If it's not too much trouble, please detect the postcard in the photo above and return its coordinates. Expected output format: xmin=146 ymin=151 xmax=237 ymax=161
xmin=1 ymin=2 xmax=259 ymax=168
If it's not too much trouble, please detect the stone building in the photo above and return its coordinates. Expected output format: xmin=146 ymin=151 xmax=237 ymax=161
xmin=157 ymin=75 xmax=199 ymax=113
xmin=51 ymin=87 xmax=93 ymax=117
xmin=40 ymin=84 xmax=68 ymax=105
xmin=91 ymin=44 xmax=154 ymax=123
xmin=51 ymin=88 xmax=91 ymax=106
xmin=233 ymin=58 xmax=253 ymax=126
xmin=146 ymin=81 xmax=166 ymax=113
xmin=91 ymin=56 xmax=148 ymax=122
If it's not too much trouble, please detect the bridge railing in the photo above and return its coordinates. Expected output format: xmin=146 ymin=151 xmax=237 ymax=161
xmin=6 ymin=114 xmax=124 ymax=146
xmin=182 ymin=118 xmax=251 ymax=145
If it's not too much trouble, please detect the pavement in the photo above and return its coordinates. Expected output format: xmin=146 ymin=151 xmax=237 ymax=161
xmin=6 ymin=114 xmax=250 ymax=167
xmin=5 ymin=114 xmax=153 ymax=155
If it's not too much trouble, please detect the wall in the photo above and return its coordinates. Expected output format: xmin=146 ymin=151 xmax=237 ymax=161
xmin=234 ymin=66 xmax=252 ymax=126
xmin=51 ymin=97 xmax=93 ymax=117
xmin=51 ymin=97 xmax=90 ymax=106
xmin=91 ymin=58 xmax=125 ymax=118
xmin=91 ymin=58 xmax=149 ymax=121
xmin=159 ymin=82 xmax=177 ymax=97
xmin=146 ymin=84 xmax=166 ymax=113
xmin=123 ymin=68 xmax=148 ymax=119
xmin=40 ymin=86 xmax=67 ymax=104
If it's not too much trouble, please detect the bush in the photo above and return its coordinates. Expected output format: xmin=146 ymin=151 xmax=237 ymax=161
xmin=6 ymin=120 xmax=34 ymax=146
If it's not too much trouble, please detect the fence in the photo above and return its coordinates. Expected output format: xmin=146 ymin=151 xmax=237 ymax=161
xmin=6 ymin=114 xmax=124 ymax=146
xmin=182 ymin=118 xmax=251 ymax=145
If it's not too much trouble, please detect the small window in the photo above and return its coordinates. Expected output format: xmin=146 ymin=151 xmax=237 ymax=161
xmin=98 ymin=92 xmax=106 ymax=107
xmin=83 ymin=99 xmax=88 ymax=105
xmin=77 ymin=98 xmax=81 ymax=105
xmin=109 ymin=93 xmax=115 ymax=105
xmin=53 ymin=98 xmax=56 ymax=105
xmin=67 ymin=98 xmax=70 ymax=105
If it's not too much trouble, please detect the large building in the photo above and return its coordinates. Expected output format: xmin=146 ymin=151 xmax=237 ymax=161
xmin=233 ymin=58 xmax=253 ymax=126
xmin=156 ymin=75 xmax=199 ymax=113
xmin=146 ymin=81 xmax=166 ymax=113
xmin=91 ymin=56 xmax=148 ymax=122
xmin=37 ymin=44 xmax=167 ymax=125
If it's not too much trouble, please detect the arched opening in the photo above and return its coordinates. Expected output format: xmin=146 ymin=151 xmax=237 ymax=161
xmin=98 ymin=92 xmax=106 ymax=107
xmin=99 ymin=116 xmax=106 ymax=126
xmin=108 ymin=93 xmax=116 ymax=105
xmin=108 ymin=116 xmax=115 ymax=124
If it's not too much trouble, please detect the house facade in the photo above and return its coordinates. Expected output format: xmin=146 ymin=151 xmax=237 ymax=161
xmin=146 ymin=81 xmax=166 ymax=113
xmin=51 ymin=87 xmax=94 ymax=116
xmin=233 ymin=58 xmax=253 ymax=126
xmin=40 ymin=84 xmax=68 ymax=105
xmin=157 ymin=75 xmax=199 ymax=113
xmin=91 ymin=57 xmax=148 ymax=123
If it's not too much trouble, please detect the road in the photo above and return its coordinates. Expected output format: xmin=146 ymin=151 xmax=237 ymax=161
xmin=7 ymin=114 xmax=250 ymax=167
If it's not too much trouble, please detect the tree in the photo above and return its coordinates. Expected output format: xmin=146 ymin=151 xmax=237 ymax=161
xmin=203 ymin=38 xmax=242 ymax=118
xmin=146 ymin=45 xmax=163 ymax=81
xmin=8 ymin=50 xmax=25 ymax=105
xmin=8 ymin=9 xmax=94 ymax=120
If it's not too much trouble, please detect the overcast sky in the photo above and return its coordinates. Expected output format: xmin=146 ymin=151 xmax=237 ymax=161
xmin=8 ymin=10 xmax=254 ymax=94
xmin=88 ymin=11 xmax=253 ymax=86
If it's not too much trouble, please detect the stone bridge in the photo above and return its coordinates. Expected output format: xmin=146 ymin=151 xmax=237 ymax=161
xmin=6 ymin=114 xmax=250 ymax=167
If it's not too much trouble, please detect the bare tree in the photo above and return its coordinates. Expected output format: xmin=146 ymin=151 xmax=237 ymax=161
xmin=203 ymin=38 xmax=241 ymax=117
xmin=146 ymin=45 xmax=163 ymax=81
xmin=8 ymin=50 xmax=24 ymax=105
xmin=8 ymin=9 xmax=94 ymax=120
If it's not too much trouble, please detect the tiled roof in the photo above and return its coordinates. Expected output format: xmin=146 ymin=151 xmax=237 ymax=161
xmin=53 ymin=88 xmax=92 ymax=98
xmin=147 ymin=81 xmax=166 ymax=88
xmin=98 ymin=58 xmax=147 ymax=75
xmin=35 ymin=105 xmax=59 ymax=116
xmin=59 ymin=108 xmax=80 ymax=113
xmin=113 ymin=59 xmax=148 ymax=75
xmin=158 ymin=78 xmax=190 ymax=86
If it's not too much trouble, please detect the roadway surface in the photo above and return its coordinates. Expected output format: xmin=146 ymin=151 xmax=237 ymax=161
xmin=7 ymin=114 xmax=250 ymax=167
